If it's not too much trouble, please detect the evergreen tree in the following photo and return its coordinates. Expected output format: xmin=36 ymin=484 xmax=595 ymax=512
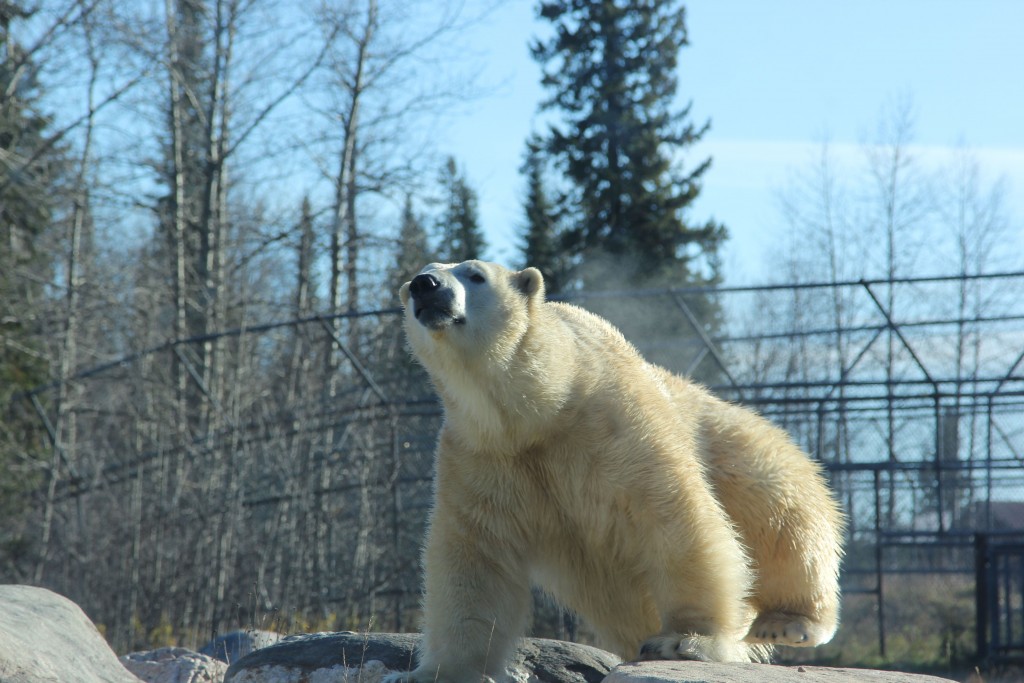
xmin=1 ymin=3 xmax=58 ymax=316
xmin=531 ymin=0 xmax=725 ymax=287
xmin=436 ymin=156 xmax=486 ymax=262
xmin=159 ymin=0 xmax=215 ymax=338
xmin=294 ymin=196 xmax=317 ymax=316
xmin=395 ymin=192 xmax=434 ymax=288
xmin=374 ymin=193 xmax=434 ymax=406
xmin=520 ymin=136 xmax=568 ymax=294
xmin=0 ymin=2 xmax=64 ymax=578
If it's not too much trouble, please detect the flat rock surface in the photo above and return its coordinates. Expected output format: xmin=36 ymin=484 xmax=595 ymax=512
xmin=0 ymin=584 xmax=142 ymax=683
xmin=605 ymin=661 xmax=957 ymax=683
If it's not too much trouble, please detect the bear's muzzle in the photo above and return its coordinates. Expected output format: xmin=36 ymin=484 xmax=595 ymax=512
xmin=409 ymin=273 xmax=465 ymax=330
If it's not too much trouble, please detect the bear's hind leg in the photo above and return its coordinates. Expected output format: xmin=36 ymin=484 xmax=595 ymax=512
xmin=742 ymin=512 xmax=841 ymax=649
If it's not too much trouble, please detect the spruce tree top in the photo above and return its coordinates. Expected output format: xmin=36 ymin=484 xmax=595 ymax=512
xmin=531 ymin=0 xmax=724 ymax=285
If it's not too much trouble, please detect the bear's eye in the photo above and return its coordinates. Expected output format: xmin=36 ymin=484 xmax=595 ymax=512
xmin=468 ymin=272 xmax=486 ymax=284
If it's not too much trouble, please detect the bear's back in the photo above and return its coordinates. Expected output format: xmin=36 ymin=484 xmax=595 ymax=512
xmin=545 ymin=301 xmax=645 ymax=364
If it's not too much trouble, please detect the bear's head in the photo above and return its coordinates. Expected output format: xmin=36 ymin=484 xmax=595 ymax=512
xmin=399 ymin=260 xmax=545 ymax=366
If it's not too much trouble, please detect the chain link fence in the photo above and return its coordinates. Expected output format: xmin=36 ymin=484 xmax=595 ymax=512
xmin=7 ymin=272 xmax=1024 ymax=664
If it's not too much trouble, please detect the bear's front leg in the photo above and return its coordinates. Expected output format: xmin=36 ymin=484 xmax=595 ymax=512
xmin=387 ymin=508 xmax=532 ymax=683
xmin=636 ymin=499 xmax=758 ymax=664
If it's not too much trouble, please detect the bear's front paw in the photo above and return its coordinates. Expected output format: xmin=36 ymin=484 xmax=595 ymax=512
xmin=637 ymin=634 xmax=714 ymax=662
xmin=638 ymin=633 xmax=756 ymax=663
xmin=746 ymin=612 xmax=831 ymax=647
xmin=382 ymin=667 xmax=497 ymax=683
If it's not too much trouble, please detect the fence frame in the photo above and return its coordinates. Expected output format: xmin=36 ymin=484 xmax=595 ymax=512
xmin=9 ymin=270 xmax=1024 ymax=660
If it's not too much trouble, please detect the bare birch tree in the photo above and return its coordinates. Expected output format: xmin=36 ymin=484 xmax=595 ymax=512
xmin=932 ymin=147 xmax=1016 ymax=526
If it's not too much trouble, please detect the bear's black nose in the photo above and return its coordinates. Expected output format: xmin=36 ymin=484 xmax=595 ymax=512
xmin=410 ymin=273 xmax=440 ymax=298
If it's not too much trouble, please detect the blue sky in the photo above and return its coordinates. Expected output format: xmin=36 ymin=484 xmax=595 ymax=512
xmin=434 ymin=0 xmax=1024 ymax=284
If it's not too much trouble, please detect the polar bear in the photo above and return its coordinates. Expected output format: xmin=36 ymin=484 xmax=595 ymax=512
xmin=390 ymin=260 xmax=844 ymax=683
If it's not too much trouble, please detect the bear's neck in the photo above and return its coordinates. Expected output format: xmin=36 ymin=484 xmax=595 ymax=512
xmin=433 ymin=315 xmax=575 ymax=454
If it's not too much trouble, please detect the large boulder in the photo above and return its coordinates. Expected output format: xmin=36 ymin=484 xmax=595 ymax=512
xmin=199 ymin=630 xmax=283 ymax=663
xmin=0 ymin=584 xmax=142 ymax=683
xmin=224 ymin=631 xmax=620 ymax=683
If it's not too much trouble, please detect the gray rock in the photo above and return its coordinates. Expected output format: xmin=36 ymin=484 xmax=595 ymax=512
xmin=604 ymin=661 xmax=958 ymax=683
xmin=224 ymin=632 xmax=960 ymax=683
xmin=512 ymin=638 xmax=621 ymax=683
xmin=0 ymin=584 xmax=142 ymax=683
xmin=224 ymin=632 xmax=621 ymax=683
xmin=120 ymin=647 xmax=228 ymax=683
xmin=199 ymin=630 xmax=282 ymax=663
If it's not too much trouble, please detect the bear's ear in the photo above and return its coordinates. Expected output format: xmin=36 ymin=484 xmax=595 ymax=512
xmin=514 ymin=267 xmax=545 ymax=299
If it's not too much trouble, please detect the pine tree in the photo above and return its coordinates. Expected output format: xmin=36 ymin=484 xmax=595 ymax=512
xmin=531 ymin=0 xmax=725 ymax=288
xmin=436 ymin=156 xmax=486 ymax=262
xmin=520 ymin=136 xmax=567 ymax=294
xmin=294 ymin=196 xmax=317 ymax=316
xmin=159 ymin=0 xmax=216 ymax=339
xmin=376 ymin=192 xmax=434 ymax=403
xmin=1 ymin=3 xmax=58 ymax=318
xmin=0 ymin=1 xmax=64 ymax=578
xmin=395 ymin=193 xmax=434 ymax=288
xmin=530 ymin=0 xmax=726 ymax=379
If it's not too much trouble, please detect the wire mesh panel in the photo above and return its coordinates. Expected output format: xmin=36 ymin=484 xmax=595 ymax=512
xmin=976 ymin=534 xmax=1024 ymax=664
xmin=6 ymin=272 xmax=1024 ymax=660
xmin=992 ymin=546 xmax=1024 ymax=659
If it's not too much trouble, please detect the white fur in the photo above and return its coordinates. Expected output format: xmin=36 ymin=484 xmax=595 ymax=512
xmin=389 ymin=261 xmax=844 ymax=683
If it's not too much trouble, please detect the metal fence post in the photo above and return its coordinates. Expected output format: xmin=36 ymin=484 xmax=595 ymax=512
xmin=975 ymin=532 xmax=990 ymax=664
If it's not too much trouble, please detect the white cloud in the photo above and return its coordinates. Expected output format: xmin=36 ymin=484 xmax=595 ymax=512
xmin=691 ymin=139 xmax=1024 ymax=285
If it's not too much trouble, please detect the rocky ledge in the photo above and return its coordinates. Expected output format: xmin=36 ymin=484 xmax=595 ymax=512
xmin=0 ymin=585 xmax=957 ymax=683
